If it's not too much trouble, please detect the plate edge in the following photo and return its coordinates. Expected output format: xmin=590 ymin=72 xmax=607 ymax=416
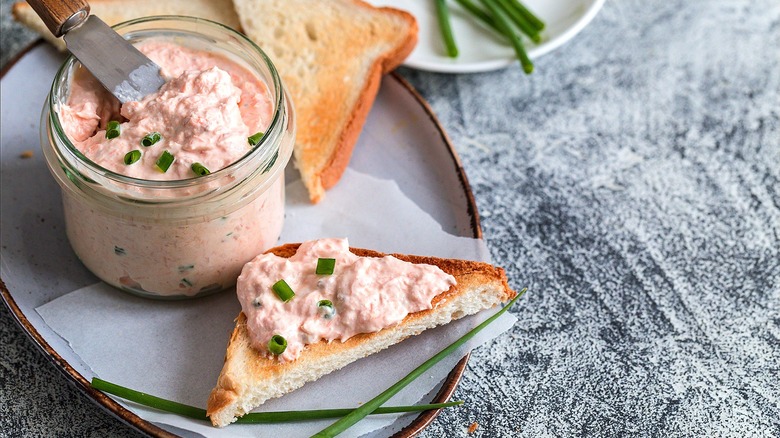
xmin=0 ymin=43 xmax=485 ymax=438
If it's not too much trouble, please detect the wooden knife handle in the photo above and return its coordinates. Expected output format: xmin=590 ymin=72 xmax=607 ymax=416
xmin=26 ymin=0 xmax=90 ymax=37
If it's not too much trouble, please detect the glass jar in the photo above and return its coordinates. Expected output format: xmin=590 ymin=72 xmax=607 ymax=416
xmin=40 ymin=16 xmax=295 ymax=299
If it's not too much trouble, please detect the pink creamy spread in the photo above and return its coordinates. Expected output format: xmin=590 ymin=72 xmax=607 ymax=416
xmin=55 ymin=40 xmax=285 ymax=297
xmin=237 ymin=238 xmax=457 ymax=362
xmin=59 ymin=41 xmax=273 ymax=180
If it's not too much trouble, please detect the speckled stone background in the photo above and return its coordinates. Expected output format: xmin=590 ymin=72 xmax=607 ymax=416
xmin=2 ymin=0 xmax=778 ymax=437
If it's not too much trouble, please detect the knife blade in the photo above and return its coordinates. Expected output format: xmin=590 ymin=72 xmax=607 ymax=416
xmin=26 ymin=0 xmax=166 ymax=103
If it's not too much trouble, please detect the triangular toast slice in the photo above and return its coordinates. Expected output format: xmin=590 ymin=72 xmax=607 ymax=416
xmin=11 ymin=0 xmax=241 ymax=50
xmin=206 ymin=243 xmax=516 ymax=427
xmin=232 ymin=0 xmax=418 ymax=202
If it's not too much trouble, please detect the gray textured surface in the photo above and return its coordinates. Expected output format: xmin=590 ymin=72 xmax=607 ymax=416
xmin=2 ymin=0 xmax=779 ymax=437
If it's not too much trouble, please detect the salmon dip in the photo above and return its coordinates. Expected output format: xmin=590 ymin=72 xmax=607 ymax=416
xmin=237 ymin=238 xmax=457 ymax=362
xmin=56 ymin=40 xmax=286 ymax=297
xmin=60 ymin=41 xmax=273 ymax=179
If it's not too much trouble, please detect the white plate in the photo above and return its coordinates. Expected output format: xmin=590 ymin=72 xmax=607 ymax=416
xmin=367 ymin=0 xmax=605 ymax=73
xmin=0 ymin=43 xmax=482 ymax=437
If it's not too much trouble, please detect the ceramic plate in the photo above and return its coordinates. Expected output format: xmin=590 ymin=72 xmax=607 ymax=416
xmin=367 ymin=0 xmax=605 ymax=73
xmin=0 ymin=42 xmax=480 ymax=437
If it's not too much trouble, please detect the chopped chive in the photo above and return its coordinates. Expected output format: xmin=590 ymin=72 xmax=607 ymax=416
xmin=178 ymin=265 xmax=194 ymax=273
xmin=180 ymin=278 xmax=193 ymax=287
xmin=316 ymin=258 xmax=336 ymax=275
xmin=312 ymin=288 xmax=527 ymax=437
xmin=90 ymin=377 xmax=464 ymax=423
xmin=105 ymin=121 xmax=120 ymax=139
xmin=268 ymin=334 xmax=287 ymax=355
xmin=248 ymin=132 xmax=264 ymax=146
xmin=318 ymin=300 xmax=335 ymax=319
xmin=155 ymin=150 xmax=174 ymax=173
xmin=435 ymin=0 xmax=459 ymax=57
xmin=272 ymin=279 xmax=295 ymax=302
xmin=123 ymin=150 xmax=141 ymax=165
xmin=191 ymin=162 xmax=211 ymax=176
xmin=141 ymin=132 xmax=161 ymax=147
xmin=114 ymin=246 xmax=126 ymax=256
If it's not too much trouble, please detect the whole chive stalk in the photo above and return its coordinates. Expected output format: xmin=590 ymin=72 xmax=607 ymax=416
xmin=237 ymin=400 xmax=464 ymax=424
xmin=435 ymin=0 xmax=459 ymax=57
xmin=155 ymin=150 xmax=175 ymax=173
xmin=90 ymin=377 xmax=463 ymax=423
xmin=141 ymin=132 xmax=161 ymax=147
xmin=313 ymin=288 xmax=527 ymax=437
xmin=480 ymin=0 xmax=534 ymax=74
xmin=505 ymin=0 xmax=544 ymax=31
xmin=248 ymin=132 xmax=264 ymax=146
xmin=105 ymin=121 xmax=121 ymax=139
xmin=191 ymin=162 xmax=211 ymax=176
xmin=123 ymin=150 xmax=141 ymax=165
xmin=454 ymin=0 xmax=502 ymax=34
xmin=496 ymin=0 xmax=541 ymax=43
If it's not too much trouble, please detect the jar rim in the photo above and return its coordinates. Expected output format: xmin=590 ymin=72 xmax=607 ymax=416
xmin=47 ymin=15 xmax=286 ymax=189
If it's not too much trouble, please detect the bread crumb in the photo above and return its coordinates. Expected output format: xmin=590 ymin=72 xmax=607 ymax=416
xmin=468 ymin=421 xmax=479 ymax=434
xmin=19 ymin=150 xmax=34 ymax=159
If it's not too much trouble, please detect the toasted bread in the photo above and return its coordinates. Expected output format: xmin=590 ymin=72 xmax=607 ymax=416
xmin=11 ymin=0 xmax=241 ymax=50
xmin=206 ymin=243 xmax=515 ymax=427
xmin=232 ymin=0 xmax=418 ymax=202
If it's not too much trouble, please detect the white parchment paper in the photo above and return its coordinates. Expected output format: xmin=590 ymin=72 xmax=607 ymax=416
xmin=36 ymin=169 xmax=517 ymax=437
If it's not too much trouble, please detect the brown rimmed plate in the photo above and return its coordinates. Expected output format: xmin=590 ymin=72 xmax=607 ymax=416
xmin=0 ymin=41 xmax=481 ymax=437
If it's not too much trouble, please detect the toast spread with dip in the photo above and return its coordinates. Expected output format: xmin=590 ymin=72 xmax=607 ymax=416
xmin=13 ymin=0 xmax=418 ymax=203
xmin=206 ymin=238 xmax=516 ymax=427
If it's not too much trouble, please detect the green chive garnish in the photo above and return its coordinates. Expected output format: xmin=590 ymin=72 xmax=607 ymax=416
xmin=248 ymin=132 xmax=264 ymax=146
xmin=272 ymin=279 xmax=295 ymax=302
xmin=90 ymin=377 xmax=464 ymax=423
xmin=105 ymin=121 xmax=120 ymax=139
xmin=123 ymin=150 xmax=141 ymax=165
xmin=480 ymin=0 xmax=535 ymax=74
xmin=316 ymin=258 xmax=336 ymax=275
xmin=155 ymin=150 xmax=174 ymax=173
xmin=495 ymin=0 xmax=541 ymax=43
xmin=454 ymin=0 xmax=502 ymax=34
xmin=504 ymin=0 xmax=545 ymax=31
xmin=435 ymin=0 xmax=459 ymax=57
xmin=191 ymin=162 xmax=211 ymax=176
xmin=141 ymin=132 xmax=161 ymax=147
xmin=318 ymin=299 xmax=335 ymax=319
xmin=312 ymin=288 xmax=527 ymax=437
xmin=268 ymin=334 xmax=287 ymax=355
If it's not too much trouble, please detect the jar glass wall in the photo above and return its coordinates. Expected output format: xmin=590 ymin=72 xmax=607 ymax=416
xmin=40 ymin=16 xmax=295 ymax=299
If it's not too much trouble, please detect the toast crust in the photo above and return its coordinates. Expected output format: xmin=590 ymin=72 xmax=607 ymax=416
xmin=317 ymin=2 xmax=418 ymax=193
xmin=233 ymin=0 xmax=418 ymax=202
xmin=207 ymin=243 xmax=515 ymax=426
